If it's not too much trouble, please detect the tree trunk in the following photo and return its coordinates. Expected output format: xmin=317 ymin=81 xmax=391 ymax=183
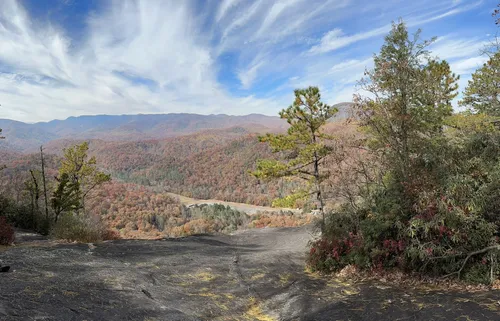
xmin=313 ymin=151 xmax=325 ymax=233
xmin=40 ymin=146 xmax=49 ymax=221
xmin=29 ymin=170 xmax=40 ymax=213
xmin=310 ymin=125 xmax=326 ymax=233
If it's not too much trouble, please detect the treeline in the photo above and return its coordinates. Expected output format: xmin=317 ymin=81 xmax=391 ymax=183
xmin=257 ymin=19 xmax=500 ymax=285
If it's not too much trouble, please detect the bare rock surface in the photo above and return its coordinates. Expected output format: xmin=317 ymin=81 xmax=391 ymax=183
xmin=0 ymin=226 xmax=498 ymax=320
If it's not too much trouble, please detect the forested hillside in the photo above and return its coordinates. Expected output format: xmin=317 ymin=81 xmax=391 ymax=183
xmin=0 ymin=119 xmax=355 ymax=208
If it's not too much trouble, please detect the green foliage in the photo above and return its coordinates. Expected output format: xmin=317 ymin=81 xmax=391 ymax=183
xmin=460 ymin=52 xmax=500 ymax=116
xmin=59 ymin=142 xmax=111 ymax=201
xmin=253 ymin=86 xmax=338 ymax=229
xmin=271 ymin=190 xmax=307 ymax=208
xmin=309 ymin=21 xmax=499 ymax=284
xmin=356 ymin=21 xmax=458 ymax=193
xmin=0 ymin=194 xmax=51 ymax=234
xmin=51 ymin=173 xmax=81 ymax=222
xmin=52 ymin=142 xmax=111 ymax=221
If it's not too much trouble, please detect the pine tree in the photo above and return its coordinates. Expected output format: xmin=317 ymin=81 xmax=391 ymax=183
xmin=252 ymin=86 xmax=337 ymax=231
xmin=356 ymin=21 xmax=458 ymax=181
xmin=355 ymin=21 xmax=459 ymax=212
xmin=460 ymin=52 xmax=500 ymax=116
xmin=40 ymin=146 xmax=49 ymax=221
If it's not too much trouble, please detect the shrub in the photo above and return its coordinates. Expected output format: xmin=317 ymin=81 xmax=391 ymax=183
xmin=0 ymin=216 xmax=15 ymax=245
xmin=101 ymin=228 xmax=121 ymax=241
xmin=51 ymin=213 xmax=109 ymax=243
xmin=307 ymin=233 xmax=362 ymax=273
xmin=250 ymin=211 xmax=313 ymax=228
xmin=0 ymin=195 xmax=52 ymax=235
xmin=307 ymin=186 xmax=499 ymax=283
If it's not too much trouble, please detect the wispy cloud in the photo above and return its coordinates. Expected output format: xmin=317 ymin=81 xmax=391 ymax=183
xmin=309 ymin=1 xmax=482 ymax=55
xmin=216 ymin=0 xmax=241 ymax=22
xmin=0 ymin=0 xmax=494 ymax=122
xmin=451 ymin=56 xmax=488 ymax=75
xmin=431 ymin=37 xmax=489 ymax=60
xmin=309 ymin=26 xmax=387 ymax=54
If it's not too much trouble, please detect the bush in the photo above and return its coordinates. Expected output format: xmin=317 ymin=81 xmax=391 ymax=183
xmin=307 ymin=180 xmax=500 ymax=283
xmin=0 ymin=216 xmax=15 ymax=245
xmin=101 ymin=228 xmax=121 ymax=241
xmin=51 ymin=213 xmax=115 ymax=243
xmin=0 ymin=195 xmax=52 ymax=235
xmin=250 ymin=211 xmax=313 ymax=228
xmin=307 ymin=233 xmax=362 ymax=273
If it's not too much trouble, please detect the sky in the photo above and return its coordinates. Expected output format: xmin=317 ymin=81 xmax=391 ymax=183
xmin=0 ymin=0 xmax=497 ymax=122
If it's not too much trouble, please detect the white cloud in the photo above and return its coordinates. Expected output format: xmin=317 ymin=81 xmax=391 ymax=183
xmin=309 ymin=1 xmax=482 ymax=55
xmin=0 ymin=0 xmax=283 ymax=122
xmin=309 ymin=26 xmax=388 ymax=54
xmin=451 ymin=56 xmax=488 ymax=75
xmin=238 ymin=61 xmax=264 ymax=89
xmin=254 ymin=0 xmax=304 ymax=39
xmin=216 ymin=0 xmax=241 ymax=22
xmin=0 ymin=0 xmax=493 ymax=122
xmin=430 ymin=37 xmax=489 ymax=60
xmin=221 ymin=0 xmax=264 ymax=40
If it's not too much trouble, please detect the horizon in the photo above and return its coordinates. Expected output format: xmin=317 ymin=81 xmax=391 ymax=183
xmin=0 ymin=110 xmax=288 ymax=125
xmin=0 ymin=0 xmax=496 ymax=122
xmin=0 ymin=102 xmax=354 ymax=124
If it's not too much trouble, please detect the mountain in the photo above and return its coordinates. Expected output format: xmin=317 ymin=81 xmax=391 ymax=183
xmin=0 ymin=116 xmax=356 ymax=207
xmin=0 ymin=104 xmax=354 ymax=206
xmin=0 ymin=102 xmax=353 ymax=152
xmin=0 ymin=113 xmax=289 ymax=152
xmin=331 ymin=102 xmax=355 ymax=120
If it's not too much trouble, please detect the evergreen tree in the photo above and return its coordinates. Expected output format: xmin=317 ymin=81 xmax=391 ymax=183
xmin=460 ymin=52 xmax=500 ymax=116
xmin=355 ymin=21 xmax=458 ymax=206
xmin=252 ymin=86 xmax=337 ymax=231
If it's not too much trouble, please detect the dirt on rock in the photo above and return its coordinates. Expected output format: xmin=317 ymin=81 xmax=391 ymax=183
xmin=0 ymin=226 xmax=499 ymax=321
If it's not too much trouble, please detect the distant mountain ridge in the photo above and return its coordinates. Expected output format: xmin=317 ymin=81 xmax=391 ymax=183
xmin=0 ymin=103 xmax=352 ymax=152
xmin=0 ymin=113 xmax=286 ymax=152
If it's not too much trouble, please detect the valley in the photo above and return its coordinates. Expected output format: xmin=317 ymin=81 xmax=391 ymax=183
xmin=1 ymin=1 xmax=500 ymax=320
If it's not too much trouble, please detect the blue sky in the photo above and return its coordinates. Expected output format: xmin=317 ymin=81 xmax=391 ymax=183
xmin=0 ymin=0 xmax=497 ymax=122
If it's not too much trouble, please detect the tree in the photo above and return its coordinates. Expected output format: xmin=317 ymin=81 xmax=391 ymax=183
xmin=252 ymin=86 xmax=338 ymax=231
xmin=355 ymin=21 xmax=458 ymax=207
xmin=56 ymin=142 xmax=111 ymax=215
xmin=27 ymin=170 xmax=41 ymax=220
xmin=0 ymin=128 xmax=5 ymax=171
xmin=51 ymin=173 xmax=81 ymax=223
xmin=40 ymin=146 xmax=49 ymax=220
xmin=460 ymin=52 xmax=500 ymax=116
